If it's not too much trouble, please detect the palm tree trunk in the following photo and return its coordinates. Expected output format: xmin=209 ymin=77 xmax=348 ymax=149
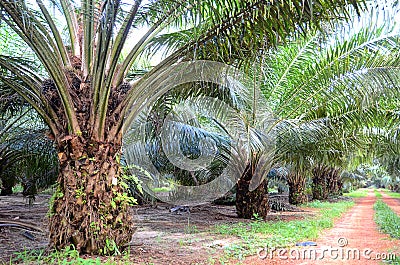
xmin=236 ymin=163 xmax=269 ymax=219
xmin=49 ymin=135 xmax=135 ymax=254
xmin=312 ymin=166 xmax=343 ymax=200
xmin=0 ymin=174 xmax=16 ymax=196
xmin=287 ymin=172 xmax=308 ymax=205
xmin=312 ymin=164 xmax=328 ymax=200
xmin=326 ymin=168 xmax=342 ymax=196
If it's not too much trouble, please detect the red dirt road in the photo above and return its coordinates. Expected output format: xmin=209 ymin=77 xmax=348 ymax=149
xmin=245 ymin=191 xmax=400 ymax=265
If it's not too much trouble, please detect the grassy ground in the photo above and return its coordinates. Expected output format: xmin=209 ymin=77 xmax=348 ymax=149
xmin=343 ymin=188 xmax=369 ymax=198
xmin=373 ymin=199 xmax=400 ymax=264
xmin=384 ymin=190 xmax=400 ymax=199
xmin=374 ymin=189 xmax=382 ymax=198
xmin=6 ymin=246 xmax=134 ymax=265
xmin=374 ymin=200 xmax=400 ymax=239
xmin=214 ymin=200 xmax=354 ymax=260
xmin=6 ymin=200 xmax=355 ymax=265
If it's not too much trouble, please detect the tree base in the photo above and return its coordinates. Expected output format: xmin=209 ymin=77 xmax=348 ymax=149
xmin=288 ymin=173 xmax=308 ymax=205
xmin=236 ymin=163 xmax=269 ymax=219
xmin=49 ymin=139 xmax=135 ymax=254
xmin=0 ymin=187 xmax=13 ymax=196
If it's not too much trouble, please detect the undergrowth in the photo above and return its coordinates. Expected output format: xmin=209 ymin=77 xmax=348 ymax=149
xmin=374 ymin=189 xmax=382 ymax=198
xmin=214 ymin=200 xmax=354 ymax=259
xmin=7 ymin=246 xmax=132 ymax=265
xmin=374 ymin=200 xmax=400 ymax=239
xmin=385 ymin=191 xmax=400 ymax=199
xmin=343 ymin=188 xmax=368 ymax=198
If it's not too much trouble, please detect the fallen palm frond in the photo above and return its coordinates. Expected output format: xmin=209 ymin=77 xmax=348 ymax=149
xmin=0 ymin=219 xmax=44 ymax=233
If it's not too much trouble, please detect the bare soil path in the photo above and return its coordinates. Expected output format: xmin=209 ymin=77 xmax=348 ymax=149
xmin=245 ymin=190 xmax=400 ymax=265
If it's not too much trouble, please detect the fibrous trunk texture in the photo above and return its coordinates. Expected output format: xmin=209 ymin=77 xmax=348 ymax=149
xmin=236 ymin=163 xmax=269 ymax=219
xmin=327 ymin=168 xmax=342 ymax=196
xmin=287 ymin=172 xmax=308 ymax=205
xmin=312 ymin=164 xmax=328 ymax=200
xmin=312 ymin=165 xmax=342 ymax=200
xmin=0 ymin=174 xmax=16 ymax=196
xmin=49 ymin=136 xmax=135 ymax=254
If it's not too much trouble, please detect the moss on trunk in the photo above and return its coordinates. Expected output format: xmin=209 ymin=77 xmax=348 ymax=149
xmin=49 ymin=136 xmax=135 ymax=254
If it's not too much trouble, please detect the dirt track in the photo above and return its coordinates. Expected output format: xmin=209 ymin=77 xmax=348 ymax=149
xmin=245 ymin=190 xmax=400 ymax=265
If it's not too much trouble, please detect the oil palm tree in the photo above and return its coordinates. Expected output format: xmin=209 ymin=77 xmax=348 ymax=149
xmin=0 ymin=23 xmax=58 ymax=198
xmin=365 ymin=115 xmax=400 ymax=191
xmin=262 ymin=14 xmax=400 ymax=204
xmin=0 ymin=109 xmax=57 ymax=197
xmin=0 ymin=0 xmax=366 ymax=254
xmin=0 ymin=113 xmax=31 ymax=196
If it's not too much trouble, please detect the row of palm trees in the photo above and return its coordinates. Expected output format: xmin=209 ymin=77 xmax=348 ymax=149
xmin=223 ymin=12 xmax=400 ymax=214
xmin=0 ymin=24 xmax=57 ymax=198
xmin=1 ymin=0 xmax=400 ymax=255
xmin=0 ymin=111 xmax=57 ymax=198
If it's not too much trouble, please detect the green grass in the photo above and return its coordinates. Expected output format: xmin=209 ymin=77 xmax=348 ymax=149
xmin=214 ymin=200 xmax=354 ymax=259
xmin=385 ymin=191 xmax=400 ymax=199
xmin=151 ymin=187 xmax=172 ymax=193
xmin=343 ymin=188 xmax=368 ymax=198
xmin=387 ymin=256 xmax=400 ymax=264
xmin=12 ymin=184 xmax=23 ymax=193
xmin=373 ymin=200 xmax=400 ymax=264
xmin=374 ymin=189 xmax=382 ymax=198
xmin=8 ymin=246 xmax=133 ymax=265
xmin=374 ymin=200 xmax=400 ymax=239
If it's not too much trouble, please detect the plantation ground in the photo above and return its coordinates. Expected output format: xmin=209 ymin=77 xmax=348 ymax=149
xmin=245 ymin=190 xmax=400 ymax=264
xmin=0 ymin=189 xmax=399 ymax=264
xmin=0 ymin=194 xmax=314 ymax=264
